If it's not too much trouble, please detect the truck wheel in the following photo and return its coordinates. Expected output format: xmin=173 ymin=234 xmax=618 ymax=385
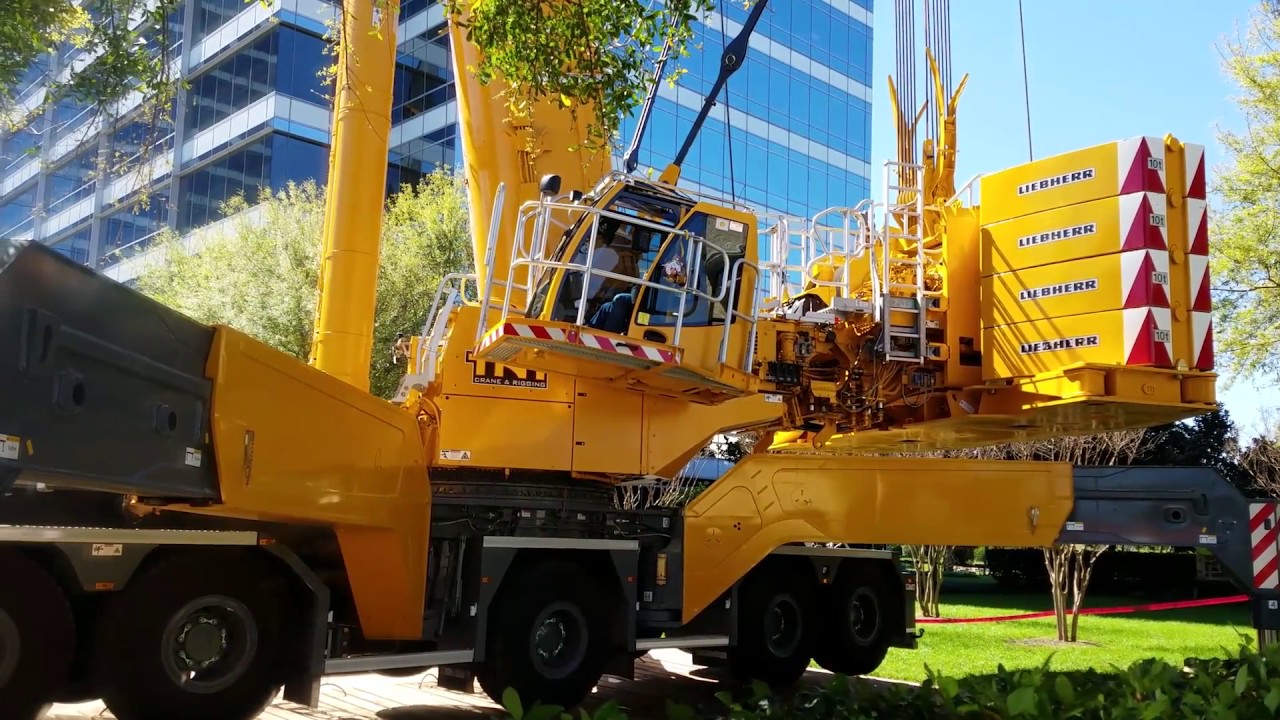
xmin=0 ymin=549 xmax=76 ymax=719
xmin=728 ymin=560 xmax=815 ymax=688
xmin=811 ymin=564 xmax=892 ymax=676
xmin=475 ymin=559 xmax=610 ymax=709
xmin=90 ymin=551 xmax=287 ymax=720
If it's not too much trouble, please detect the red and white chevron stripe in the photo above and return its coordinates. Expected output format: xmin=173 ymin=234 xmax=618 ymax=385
xmin=1191 ymin=311 xmax=1215 ymax=371
xmin=570 ymin=328 xmax=677 ymax=363
xmin=478 ymin=321 xmax=677 ymax=365
xmin=1251 ymin=502 xmax=1280 ymax=590
xmin=1117 ymin=136 xmax=1167 ymax=195
xmin=1184 ymin=142 xmax=1207 ymax=200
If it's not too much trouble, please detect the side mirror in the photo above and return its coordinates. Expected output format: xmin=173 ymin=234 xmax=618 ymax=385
xmin=540 ymin=174 xmax=562 ymax=197
xmin=569 ymin=190 xmax=584 ymax=203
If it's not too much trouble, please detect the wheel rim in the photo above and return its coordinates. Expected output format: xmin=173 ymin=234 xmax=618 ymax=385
xmin=159 ymin=594 xmax=259 ymax=694
xmin=528 ymin=601 xmax=588 ymax=680
xmin=0 ymin=607 xmax=18 ymax=688
xmin=847 ymin=587 xmax=881 ymax=646
xmin=763 ymin=594 xmax=803 ymax=657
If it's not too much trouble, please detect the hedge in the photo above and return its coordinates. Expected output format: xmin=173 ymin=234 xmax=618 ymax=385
xmin=497 ymin=640 xmax=1280 ymax=719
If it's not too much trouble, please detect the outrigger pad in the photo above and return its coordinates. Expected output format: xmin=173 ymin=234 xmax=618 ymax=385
xmin=0 ymin=239 xmax=221 ymax=501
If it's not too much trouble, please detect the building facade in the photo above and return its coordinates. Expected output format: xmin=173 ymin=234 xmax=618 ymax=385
xmin=0 ymin=0 xmax=872 ymax=282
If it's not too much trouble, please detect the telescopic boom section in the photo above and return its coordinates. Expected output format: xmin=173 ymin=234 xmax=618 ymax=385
xmin=309 ymin=0 xmax=401 ymax=391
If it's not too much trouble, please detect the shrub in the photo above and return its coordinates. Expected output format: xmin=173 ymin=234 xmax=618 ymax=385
xmin=497 ymin=640 xmax=1280 ymax=719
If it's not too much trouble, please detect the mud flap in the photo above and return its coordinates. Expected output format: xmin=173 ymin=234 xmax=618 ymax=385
xmin=0 ymin=239 xmax=220 ymax=501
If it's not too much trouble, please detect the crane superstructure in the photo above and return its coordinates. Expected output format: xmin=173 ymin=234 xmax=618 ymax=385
xmin=0 ymin=1 xmax=1277 ymax=719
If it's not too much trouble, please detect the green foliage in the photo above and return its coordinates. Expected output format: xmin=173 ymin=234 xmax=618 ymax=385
xmin=442 ymin=0 xmax=722 ymax=153
xmin=1 ymin=0 xmax=184 ymax=211
xmin=134 ymin=168 xmax=473 ymax=399
xmin=495 ymin=641 xmax=1280 ymax=719
xmin=1213 ymin=7 xmax=1280 ymax=385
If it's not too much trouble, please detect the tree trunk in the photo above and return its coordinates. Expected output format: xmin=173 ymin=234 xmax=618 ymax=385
xmin=908 ymin=545 xmax=952 ymax=617
xmin=1068 ymin=545 xmax=1105 ymax=642
xmin=1044 ymin=545 xmax=1107 ymax=642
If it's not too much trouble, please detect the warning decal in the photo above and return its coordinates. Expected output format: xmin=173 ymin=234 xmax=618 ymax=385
xmin=440 ymin=449 xmax=472 ymax=462
xmin=0 ymin=434 xmax=18 ymax=460
xmin=465 ymin=351 xmax=548 ymax=389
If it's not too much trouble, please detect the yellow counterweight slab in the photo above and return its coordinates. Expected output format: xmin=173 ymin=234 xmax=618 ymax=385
xmin=983 ymin=307 xmax=1174 ymax=381
xmin=980 ymin=192 xmax=1167 ymax=276
xmin=980 ymin=136 xmax=1167 ymax=225
xmin=981 ymin=249 xmax=1170 ymax=329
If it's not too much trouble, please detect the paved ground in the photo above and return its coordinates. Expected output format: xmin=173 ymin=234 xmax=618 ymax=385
xmin=43 ymin=650 xmax=886 ymax=719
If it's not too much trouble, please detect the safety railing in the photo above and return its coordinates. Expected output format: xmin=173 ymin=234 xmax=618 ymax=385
xmin=758 ymin=213 xmax=811 ymax=304
xmin=947 ymin=173 xmax=982 ymax=207
xmin=720 ymin=256 xmax=763 ymax=372
xmin=479 ymin=193 xmax=763 ymax=374
xmin=802 ymin=201 xmax=875 ymax=298
xmin=418 ymin=272 xmax=480 ymax=383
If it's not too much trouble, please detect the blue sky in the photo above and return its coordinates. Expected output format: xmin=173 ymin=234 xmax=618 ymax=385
xmin=864 ymin=0 xmax=1276 ymax=438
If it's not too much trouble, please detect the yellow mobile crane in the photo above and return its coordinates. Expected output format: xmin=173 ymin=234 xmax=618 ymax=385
xmin=1 ymin=0 xmax=1278 ymax=718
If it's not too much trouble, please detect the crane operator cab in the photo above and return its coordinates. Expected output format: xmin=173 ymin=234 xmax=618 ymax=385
xmin=472 ymin=174 xmax=763 ymax=405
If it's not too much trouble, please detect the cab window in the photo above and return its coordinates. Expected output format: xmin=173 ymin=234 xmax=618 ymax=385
xmin=637 ymin=213 xmax=749 ymax=328
xmin=539 ymin=191 xmax=684 ymax=327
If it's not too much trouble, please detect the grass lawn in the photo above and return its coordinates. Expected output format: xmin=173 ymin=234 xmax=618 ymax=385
xmin=871 ymin=590 xmax=1256 ymax=683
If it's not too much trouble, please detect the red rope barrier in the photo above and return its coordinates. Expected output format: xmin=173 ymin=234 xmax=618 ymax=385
xmin=916 ymin=594 xmax=1248 ymax=624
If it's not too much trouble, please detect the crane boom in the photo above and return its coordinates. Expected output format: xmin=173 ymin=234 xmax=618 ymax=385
xmin=309 ymin=0 xmax=401 ymax=391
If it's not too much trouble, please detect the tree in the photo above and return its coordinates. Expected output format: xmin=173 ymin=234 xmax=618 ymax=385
xmin=1138 ymin=407 xmax=1253 ymax=492
xmin=444 ymin=0 xmax=719 ymax=152
xmin=1241 ymin=411 xmax=1280 ymax=497
xmin=1213 ymin=6 xmax=1280 ymax=385
xmin=1001 ymin=431 xmax=1152 ymax=642
xmin=2 ymin=0 xmax=182 ymax=220
xmin=134 ymin=168 xmax=472 ymax=399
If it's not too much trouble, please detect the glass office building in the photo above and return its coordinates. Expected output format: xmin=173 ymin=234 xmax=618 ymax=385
xmin=0 ymin=0 xmax=872 ymax=283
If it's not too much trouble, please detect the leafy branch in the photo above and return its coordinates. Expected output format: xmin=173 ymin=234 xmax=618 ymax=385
xmin=442 ymin=0 xmax=721 ymax=154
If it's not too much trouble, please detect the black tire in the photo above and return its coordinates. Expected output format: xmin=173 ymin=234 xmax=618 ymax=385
xmin=90 ymin=550 xmax=288 ymax=720
xmin=475 ymin=559 xmax=611 ymax=709
xmin=727 ymin=559 xmax=816 ymax=688
xmin=810 ymin=563 xmax=893 ymax=677
xmin=0 ymin=549 xmax=76 ymax=719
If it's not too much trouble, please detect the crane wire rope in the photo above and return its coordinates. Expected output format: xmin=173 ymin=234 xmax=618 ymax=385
xmin=1017 ymin=0 xmax=1034 ymax=161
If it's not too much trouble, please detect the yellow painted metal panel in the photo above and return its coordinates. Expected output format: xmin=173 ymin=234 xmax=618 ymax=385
xmin=981 ymin=249 xmax=1170 ymax=329
xmin=983 ymin=307 xmax=1173 ymax=381
xmin=573 ymin=382 xmax=643 ymax=474
xmin=980 ymin=136 xmax=1167 ymax=225
xmin=980 ymin=192 xmax=1168 ymax=276
xmin=681 ymin=454 xmax=1074 ymax=623
xmin=435 ymin=394 xmax=575 ymax=471
xmin=940 ymin=206 xmax=984 ymax=386
xmin=436 ymin=306 xmax=576 ymax=404
xmin=203 ymin=326 xmax=430 ymax=640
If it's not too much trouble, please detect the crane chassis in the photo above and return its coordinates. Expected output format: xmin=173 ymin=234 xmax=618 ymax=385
xmin=3 ymin=0 xmax=1280 ymax=718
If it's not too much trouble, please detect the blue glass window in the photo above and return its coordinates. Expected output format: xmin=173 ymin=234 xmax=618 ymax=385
xmin=100 ymin=191 xmax=172 ymax=266
xmin=193 ymin=0 xmax=250 ymax=44
xmin=387 ymin=124 xmax=456 ymax=191
xmin=0 ymin=185 xmax=38 ymax=238
xmin=49 ymin=224 xmax=91 ymax=265
xmin=393 ymin=26 xmax=454 ymax=123
xmin=46 ymin=150 xmax=98 ymax=215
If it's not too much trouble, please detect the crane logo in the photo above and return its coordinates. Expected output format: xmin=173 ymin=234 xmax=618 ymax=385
xmin=465 ymin=351 xmax=548 ymax=389
xmin=1019 ymin=335 xmax=1100 ymax=354
xmin=1018 ymin=279 xmax=1099 ymax=302
xmin=1016 ymin=222 xmax=1096 ymax=248
xmin=1016 ymin=168 xmax=1096 ymax=196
